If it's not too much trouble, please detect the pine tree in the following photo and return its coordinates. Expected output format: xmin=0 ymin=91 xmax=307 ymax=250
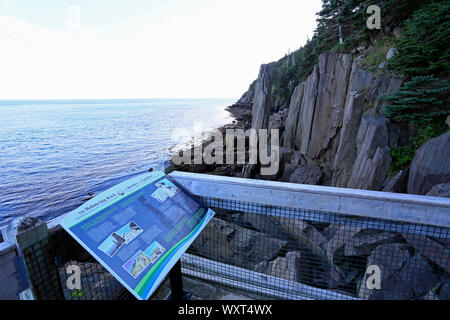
xmin=382 ymin=76 xmax=450 ymax=122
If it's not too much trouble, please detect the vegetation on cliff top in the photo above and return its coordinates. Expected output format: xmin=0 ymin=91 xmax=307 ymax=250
xmin=256 ymin=0 xmax=450 ymax=175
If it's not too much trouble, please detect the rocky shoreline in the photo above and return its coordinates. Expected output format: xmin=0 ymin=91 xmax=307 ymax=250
xmin=169 ymin=102 xmax=253 ymax=177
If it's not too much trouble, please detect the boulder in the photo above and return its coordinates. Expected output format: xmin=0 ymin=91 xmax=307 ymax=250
xmin=254 ymin=251 xmax=302 ymax=282
xmin=190 ymin=217 xmax=287 ymax=270
xmin=344 ymin=231 xmax=402 ymax=257
xmin=407 ymin=132 xmax=450 ymax=195
xmin=358 ymin=243 xmax=410 ymax=299
xmin=398 ymin=254 xmax=439 ymax=297
xmin=426 ymin=182 xmax=450 ymax=197
xmin=382 ymin=169 xmax=409 ymax=193
xmin=288 ymin=166 xmax=323 ymax=185
xmin=386 ymin=48 xmax=399 ymax=60
xmin=439 ymin=280 xmax=450 ymax=300
xmin=402 ymin=233 xmax=450 ymax=273
xmin=236 ymin=212 xmax=287 ymax=240
xmin=347 ymin=110 xmax=392 ymax=190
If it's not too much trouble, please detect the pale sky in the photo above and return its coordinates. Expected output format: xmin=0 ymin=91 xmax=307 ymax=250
xmin=0 ymin=0 xmax=322 ymax=100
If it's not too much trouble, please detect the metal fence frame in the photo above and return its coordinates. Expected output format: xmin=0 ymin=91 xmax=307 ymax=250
xmin=1 ymin=171 xmax=449 ymax=300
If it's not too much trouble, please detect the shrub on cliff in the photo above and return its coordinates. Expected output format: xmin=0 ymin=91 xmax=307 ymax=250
xmin=382 ymin=76 xmax=450 ymax=122
xmin=387 ymin=0 xmax=450 ymax=77
xmin=382 ymin=76 xmax=450 ymax=172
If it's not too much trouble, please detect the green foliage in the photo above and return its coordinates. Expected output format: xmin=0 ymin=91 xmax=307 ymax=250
xmin=387 ymin=0 xmax=450 ymax=77
xmin=361 ymin=37 xmax=396 ymax=73
xmin=390 ymin=145 xmax=415 ymax=174
xmin=390 ymin=120 xmax=449 ymax=173
xmin=382 ymin=76 xmax=450 ymax=122
xmin=271 ymin=37 xmax=320 ymax=105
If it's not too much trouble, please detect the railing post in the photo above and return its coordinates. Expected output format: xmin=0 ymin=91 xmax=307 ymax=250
xmin=1 ymin=216 xmax=65 ymax=300
xmin=0 ymin=241 xmax=28 ymax=300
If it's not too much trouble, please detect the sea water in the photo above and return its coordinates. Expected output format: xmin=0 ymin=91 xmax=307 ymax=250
xmin=0 ymin=99 xmax=234 ymax=228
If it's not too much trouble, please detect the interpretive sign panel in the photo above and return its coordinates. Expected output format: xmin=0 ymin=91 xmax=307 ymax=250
xmin=60 ymin=171 xmax=215 ymax=300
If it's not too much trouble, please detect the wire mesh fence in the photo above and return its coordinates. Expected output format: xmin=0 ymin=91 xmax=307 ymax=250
xmin=183 ymin=196 xmax=450 ymax=300
xmin=21 ymin=195 xmax=449 ymax=300
xmin=23 ymin=230 xmax=130 ymax=300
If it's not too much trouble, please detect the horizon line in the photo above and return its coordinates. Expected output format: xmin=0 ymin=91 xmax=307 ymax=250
xmin=0 ymin=97 xmax=237 ymax=102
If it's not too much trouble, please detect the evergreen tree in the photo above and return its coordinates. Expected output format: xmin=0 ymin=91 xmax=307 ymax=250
xmin=387 ymin=0 xmax=450 ymax=77
xmin=382 ymin=76 xmax=450 ymax=122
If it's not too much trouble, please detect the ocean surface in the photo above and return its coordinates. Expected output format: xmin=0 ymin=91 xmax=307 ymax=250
xmin=0 ymin=99 xmax=234 ymax=228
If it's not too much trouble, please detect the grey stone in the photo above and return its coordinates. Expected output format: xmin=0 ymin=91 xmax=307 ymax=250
xmin=386 ymin=48 xmax=399 ymax=60
xmin=426 ymin=182 xmax=450 ymax=197
xmin=378 ymin=61 xmax=387 ymax=69
xmin=191 ymin=217 xmax=287 ymax=270
xmin=251 ymin=62 xmax=276 ymax=131
xmin=344 ymin=231 xmax=401 ymax=257
xmin=283 ymin=83 xmax=305 ymax=148
xmin=407 ymin=132 xmax=450 ymax=195
xmin=288 ymin=166 xmax=323 ymax=185
xmin=357 ymin=46 xmax=366 ymax=53
xmin=358 ymin=243 xmax=410 ymax=299
xmin=238 ymin=212 xmax=287 ymax=240
xmin=382 ymin=169 xmax=409 ymax=193
xmin=254 ymin=251 xmax=302 ymax=282
xmin=439 ymin=281 xmax=450 ymax=300
xmin=347 ymin=111 xmax=392 ymax=190
xmin=403 ymin=233 xmax=450 ymax=273
xmin=308 ymin=53 xmax=353 ymax=160
xmin=294 ymin=65 xmax=319 ymax=154
xmin=399 ymin=254 xmax=439 ymax=297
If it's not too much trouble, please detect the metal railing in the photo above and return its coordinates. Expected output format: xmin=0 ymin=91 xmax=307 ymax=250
xmin=1 ymin=171 xmax=449 ymax=300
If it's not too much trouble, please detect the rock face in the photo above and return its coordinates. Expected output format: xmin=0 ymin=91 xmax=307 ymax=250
xmin=251 ymin=62 xmax=276 ymax=131
xmin=347 ymin=111 xmax=392 ymax=190
xmin=295 ymin=66 xmax=320 ymax=155
xmin=283 ymin=83 xmax=305 ymax=148
xmin=407 ymin=132 xmax=450 ymax=195
xmin=248 ymin=52 xmax=406 ymax=191
xmin=307 ymin=53 xmax=353 ymax=160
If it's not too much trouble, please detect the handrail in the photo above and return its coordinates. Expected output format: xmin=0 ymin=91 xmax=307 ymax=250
xmin=169 ymin=171 xmax=450 ymax=228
